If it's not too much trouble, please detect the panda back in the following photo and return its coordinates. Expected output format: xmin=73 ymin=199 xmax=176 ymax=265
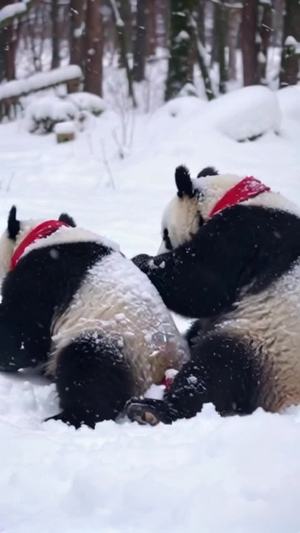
xmin=49 ymin=252 xmax=189 ymax=392
xmin=218 ymin=259 xmax=300 ymax=411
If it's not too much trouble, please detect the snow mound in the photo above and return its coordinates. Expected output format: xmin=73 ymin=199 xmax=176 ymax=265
xmin=25 ymin=96 xmax=78 ymax=134
xmin=277 ymin=86 xmax=300 ymax=122
xmin=146 ymin=96 xmax=208 ymax=144
xmin=69 ymin=91 xmax=107 ymax=116
xmin=54 ymin=121 xmax=76 ymax=135
xmin=153 ymin=95 xmax=207 ymax=120
xmin=205 ymin=86 xmax=281 ymax=141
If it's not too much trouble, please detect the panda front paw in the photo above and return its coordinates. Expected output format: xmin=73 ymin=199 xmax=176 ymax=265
xmin=45 ymin=410 xmax=96 ymax=429
xmin=125 ymin=398 xmax=177 ymax=425
xmin=132 ymin=253 xmax=153 ymax=272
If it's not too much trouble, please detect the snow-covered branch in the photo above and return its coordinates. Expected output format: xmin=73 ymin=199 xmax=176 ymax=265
xmin=109 ymin=0 xmax=124 ymax=28
xmin=284 ymin=35 xmax=300 ymax=55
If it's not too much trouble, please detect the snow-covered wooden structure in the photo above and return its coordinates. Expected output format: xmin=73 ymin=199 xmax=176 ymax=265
xmin=0 ymin=65 xmax=82 ymax=121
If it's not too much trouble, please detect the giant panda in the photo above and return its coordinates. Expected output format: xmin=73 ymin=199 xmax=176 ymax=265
xmin=125 ymin=165 xmax=300 ymax=425
xmin=0 ymin=206 xmax=188 ymax=428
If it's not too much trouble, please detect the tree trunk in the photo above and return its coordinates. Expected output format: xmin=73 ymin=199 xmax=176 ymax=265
xmin=133 ymin=0 xmax=147 ymax=82
xmin=146 ymin=0 xmax=156 ymax=57
xmin=165 ymin=0 xmax=197 ymax=100
xmin=258 ymin=2 xmax=273 ymax=84
xmin=211 ymin=3 xmax=219 ymax=66
xmin=198 ymin=0 xmax=205 ymax=46
xmin=84 ymin=0 xmax=103 ymax=96
xmin=110 ymin=0 xmax=136 ymax=106
xmin=70 ymin=0 xmax=86 ymax=70
xmin=228 ymin=6 xmax=241 ymax=82
xmin=0 ymin=0 xmax=19 ymax=81
xmin=241 ymin=0 xmax=258 ymax=86
xmin=191 ymin=12 xmax=215 ymax=101
xmin=116 ymin=0 xmax=132 ymax=67
xmin=51 ymin=0 xmax=60 ymax=69
xmin=280 ymin=0 xmax=300 ymax=87
xmin=273 ymin=0 xmax=284 ymax=46
xmin=156 ymin=0 xmax=169 ymax=49
xmin=215 ymin=2 xmax=227 ymax=94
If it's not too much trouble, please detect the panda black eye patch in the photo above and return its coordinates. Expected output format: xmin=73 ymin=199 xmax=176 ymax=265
xmin=163 ymin=228 xmax=173 ymax=251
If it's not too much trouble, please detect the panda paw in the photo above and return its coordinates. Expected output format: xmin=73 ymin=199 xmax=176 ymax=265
xmin=125 ymin=398 xmax=176 ymax=426
xmin=44 ymin=410 xmax=93 ymax=429
xmin=132 ymin=254 xmax=152 ymax=272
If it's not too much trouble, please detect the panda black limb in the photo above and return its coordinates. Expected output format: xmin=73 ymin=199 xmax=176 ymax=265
xmin=127 ymin=333 xmax=259 ymax=424
xmin=50 ymin=335 xmax=133 ymax=428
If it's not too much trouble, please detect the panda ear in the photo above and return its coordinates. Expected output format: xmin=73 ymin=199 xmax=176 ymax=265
xmin=197 ymin=166 xmax=218 ymax=178
xmin=58 ymin=213 xmax=76 ymax=227
xmin=175 ymin=165 xmax=194 ymax=198
xmin=7 ymin=205 xmax=20 ymax=240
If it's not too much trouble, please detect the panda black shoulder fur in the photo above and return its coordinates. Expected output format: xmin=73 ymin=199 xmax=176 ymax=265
xmin=0 ymin=207 xmax=188 ymax=428
xmin=126 ymin=165 xmax=300 ymax=425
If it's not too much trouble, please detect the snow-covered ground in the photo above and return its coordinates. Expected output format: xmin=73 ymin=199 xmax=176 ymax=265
xmin=1 ymin=86 xmax=300 ymax=533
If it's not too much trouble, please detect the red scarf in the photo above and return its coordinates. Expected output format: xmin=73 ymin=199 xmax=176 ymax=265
xmin=10 ymin=220 xmax=69 ymax=270
xmin=208 ymin=176 xmax=270 ymax=218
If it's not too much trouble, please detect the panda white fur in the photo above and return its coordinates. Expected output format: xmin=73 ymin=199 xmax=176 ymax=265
xmin=126 ymin=165 xmax=300 ymax=425
xmin=0 ymin=207 xmax=188 ymax=428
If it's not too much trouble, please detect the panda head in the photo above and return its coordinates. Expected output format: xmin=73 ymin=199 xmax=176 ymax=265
xmin=158 ymin=165 xmax=252 ymax=253
xmin=0 ymin=206 xmax=76 ymax=278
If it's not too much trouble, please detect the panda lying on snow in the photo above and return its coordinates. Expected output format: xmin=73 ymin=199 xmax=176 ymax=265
xmin=0 ymin=207 xmax=188 ymax=428
xmin=126 ymin=165 xmax=300 ymax=425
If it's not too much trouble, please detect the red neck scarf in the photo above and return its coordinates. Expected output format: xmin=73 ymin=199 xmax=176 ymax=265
xmin=208 ymin=176 xmax=270 ymax=218
xmin=10 ymin=219 xmax=69 ymax=270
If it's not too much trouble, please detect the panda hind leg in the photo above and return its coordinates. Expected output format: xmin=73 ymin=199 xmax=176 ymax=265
xmin=0 ymin=308 xmax=33 ymax=372
xmin=126 ymin=332 xmax=259 ymax=425
xmin=49 ymin=334 xmax=134 ymax=429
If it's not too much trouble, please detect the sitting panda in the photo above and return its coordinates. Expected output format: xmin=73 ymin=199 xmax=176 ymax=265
xmin=0 ymin=206 xmax=188 ymax=428
xmin=126 ymin=165 xmax=300 ymax=425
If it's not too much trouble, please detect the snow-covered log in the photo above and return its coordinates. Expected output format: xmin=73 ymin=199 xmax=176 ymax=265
xmin=0 ymin=66 xmax=82 ymax=101
xmin=0 ymin=65 xmax=82 ymax=121
xmin=0 ymin=1 xmax=33 ymax=29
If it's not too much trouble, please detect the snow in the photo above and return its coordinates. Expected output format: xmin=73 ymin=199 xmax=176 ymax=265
xmin=284 ymin=35 xmax=300 ymax=53
xmin=277 ymin=86 xmax=300 ymax=122
xmin=202 ymin=85 xmax=281 ymax=141
xmin=54 ymin=121 xmax=76 ymax=136
xmin=25 ymin=93 xmax=106 ymax=134
xmin=25 ymin=96 xmax=78 ymax=133
xmin=68 ymin=92 xmax=107 ymax=116
xmin=0 ymin=65 xmax=82 ymax=100
xmin=0 ymin=85 xmax=300 ymax=531
xmin=0 ymin=2 xmax=27 ymax=24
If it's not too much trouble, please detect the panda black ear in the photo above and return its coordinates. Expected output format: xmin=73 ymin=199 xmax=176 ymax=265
xmin=58 ymin=213 xmax=76 ymax=227
xmin=7 ymin=205 xmax=20 ymax=240
xmin=175 ymin=165 xmax=194 ymax=198
xmin=197 ymin=166 xmax=218 ymax=178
